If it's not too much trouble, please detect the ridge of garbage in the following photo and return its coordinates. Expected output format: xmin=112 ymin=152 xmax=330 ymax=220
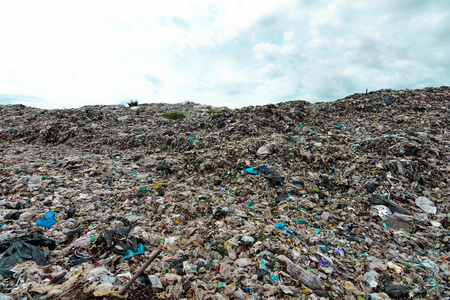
xmin=0 ymin=86 xmax=449 ymax=299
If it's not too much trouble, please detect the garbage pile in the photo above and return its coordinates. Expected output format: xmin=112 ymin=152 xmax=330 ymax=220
xmin=0 ymin=86 xmax=449 ymax=299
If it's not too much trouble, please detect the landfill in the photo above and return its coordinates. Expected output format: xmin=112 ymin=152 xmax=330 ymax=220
xmin=0 ymin=86 xmax=449 ymax=299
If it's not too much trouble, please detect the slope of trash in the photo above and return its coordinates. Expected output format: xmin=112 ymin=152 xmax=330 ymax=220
xmin=0 ymin=86 xmax=449 ymax=299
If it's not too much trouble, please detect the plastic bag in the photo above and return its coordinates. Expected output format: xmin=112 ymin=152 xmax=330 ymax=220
xmin=0 ymin=241 xmax=47 ymax=278
xmin=35 ymin=211 xmax=56 ymax=228
xmin=415 ymin=196 xmax=437 ymax=214
xmin=256 ymin=145 xmax=272 ymax=157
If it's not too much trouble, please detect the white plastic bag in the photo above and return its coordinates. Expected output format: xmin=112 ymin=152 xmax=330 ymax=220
xmin=415 ymin=196 xmax=437 ymax=214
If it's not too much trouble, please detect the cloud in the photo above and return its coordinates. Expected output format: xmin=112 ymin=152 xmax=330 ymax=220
xmin=283 ymin=32 xmax=294 ymax=42
xmin=0 ymin=0 xmax=449 ymax=109
xmin=144 ymin=74 xmax=163 ymax=87
xmin=252 ymin=42 xmax=281 ymax=60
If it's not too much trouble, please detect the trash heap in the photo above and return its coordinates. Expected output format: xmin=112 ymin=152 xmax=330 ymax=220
xmin=0 ymin=86 xmax=449 ymax=299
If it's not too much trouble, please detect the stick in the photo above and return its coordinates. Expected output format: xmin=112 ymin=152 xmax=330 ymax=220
xmin=118 ymin=248 xmax=163 ymax=295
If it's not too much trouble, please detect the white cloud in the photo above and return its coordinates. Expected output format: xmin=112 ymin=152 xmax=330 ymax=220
xmin=309 ymin=38 xmax=332 ymax=49
xmin=258 ymin=63 xmax=280 ymax=77
xmin=283 ymin=32 xmax=294 ymax=42
xmin=280 ymin=45 xmax=295 ymax=55
xmin=252 ymin=43 xmax=281 ymax=60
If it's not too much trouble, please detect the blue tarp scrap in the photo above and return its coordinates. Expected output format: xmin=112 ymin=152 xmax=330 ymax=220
xmin=122 ymin=243 xmax=145 ymax=259
xmin=274 ymin=222 xmax=295 ymax=237
xmin=244 ymin=168 xmax=260 ymax=175
xmin=36 ymin=212 xmax=56 ymax=228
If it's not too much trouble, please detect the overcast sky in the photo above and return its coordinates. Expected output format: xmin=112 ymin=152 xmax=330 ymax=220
xmin=0 ymin=0 xmax=449 ymax=109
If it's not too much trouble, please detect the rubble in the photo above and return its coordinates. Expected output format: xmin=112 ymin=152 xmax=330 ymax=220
xmin=0 ymin=86 xmax=449 ymax=299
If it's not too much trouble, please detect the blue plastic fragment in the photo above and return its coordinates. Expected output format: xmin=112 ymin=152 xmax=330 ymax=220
xmin=318 ymin=257 xmax=329 ymax=266
xmin=320 ymin=246 xmax=329 ymax=253
xmin=274 ymin=222 xmax=295 ymax=237
xmin=382 ymin=96 xmax=389 ymax=103
xmin=260 ymin=257 xmax=271 ymax=271
xmin=244 ymin=168 xmax=260 ymax=175
xmin=122 ymin=243 xmax=145 ymax=259
xmin=36 ymin=211 xmax=56 ymax=228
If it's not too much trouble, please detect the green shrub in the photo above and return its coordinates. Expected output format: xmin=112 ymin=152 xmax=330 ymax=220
xmin=128 ymin=100 xmax=138 ymax=107
xmin=162 ymin=111 xmax=186 ymax=120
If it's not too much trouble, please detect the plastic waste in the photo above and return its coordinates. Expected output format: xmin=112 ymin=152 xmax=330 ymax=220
xmin=0 ymin=241 xmax=47 ymax=278
xmin=153 ymin=182 xmax=168 ymax=189
xmin=241 ymin=236 xmax=255 ymax=243
xmin=0 ymin=87 xmax=449 ymax=298
xmin=363 ymin=270 xmax=379 ymax=288
xmin=372 ymin=205 xmax=392 ymax=219
xmin=86 ymin=267 xmax=113 ymax=281
xmin=280 ymin=285 xmax=294 ymax=295
xmin=418 ymin=258 xmax=440 ymax=274
xmin=122 ymin=243 xmax=145 ymax=259
xmin=235 ymin=258 xmax=253 ymax=267
xmin=148 ymin=275 xmax=163 ymax=289
xmin=415 ymin=196 xmax=437 ymax=214
xmin=183 ymin=261 xmax=198 ymax=273
xmin=370 ymin=194 xmax=410 ymax=215
xmin=256 ymin=165 xmax=271 ymax=174
xmin=256 ymin=144 xmax=272 ymax=157
xmin=369 ymin=293 xmax=391 ymax=300
xmin=35 ymin=211 xmax=56 ymax=228
xmin=387 ymin=261 xmax=403 ymax=273
xmin=68 ymin=250 xmax=92 ymax=266
xmin=244 ymin=168 xmax=259 ymax=175
xmin=365 ymin=182 xmax=378 ymax=193
xmin=274 ymin=223 xmax=295 ymax=237
xmin=93 ymin=283 xmax=123 ymax=297
xmin=264 ymin=172 xmax=284 ymax=183
xmin=384 ymin=282 xmax=410 ymax=298
xmin=277 ymin=255 xmax=325 ymax=290
xmin=0 ymin=294 xmax=12 ymax=300
xmin=0 ymin=233 xmax=57 ymax=251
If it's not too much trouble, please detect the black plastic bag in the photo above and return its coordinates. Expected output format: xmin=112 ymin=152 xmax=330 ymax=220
xmin=0 ymin=241 xmax=47 ymax=278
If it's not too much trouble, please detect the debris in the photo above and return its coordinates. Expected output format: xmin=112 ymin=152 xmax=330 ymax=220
xmin=119 ymin=248 xmax=163 ymax=295
xmin=35 ymin=211 xmax=56 ymax=228
xmin=0 ymin=86 xmax=449 ymax=298
xmin=0 ymin=241 xmax=47 ymax=278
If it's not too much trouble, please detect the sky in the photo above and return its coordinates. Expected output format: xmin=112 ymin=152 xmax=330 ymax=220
xmin=0 ymin=0 xmax=449 ymax=109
